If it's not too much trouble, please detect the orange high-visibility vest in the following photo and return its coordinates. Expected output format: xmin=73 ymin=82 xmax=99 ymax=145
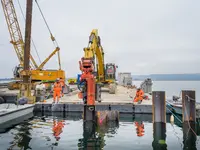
xmin=136 ymin=90 xmax=144 ymax=98
xmin=60 ymin=79 xmax=65 ymax=87
xmin=54 ymin=82 xmax=62 ymax=91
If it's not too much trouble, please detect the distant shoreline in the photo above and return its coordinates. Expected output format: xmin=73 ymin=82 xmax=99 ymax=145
xmin=132 ymin=73 xmax=200 ymax=81
xmin=133 ymin=79 xmax=200 ymax=81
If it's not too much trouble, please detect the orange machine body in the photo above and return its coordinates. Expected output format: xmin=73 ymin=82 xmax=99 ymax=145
xmin=79 ymin=57 xmax=96 ymax=106
xmin=80 ymin=73 xmax=95 ymax=106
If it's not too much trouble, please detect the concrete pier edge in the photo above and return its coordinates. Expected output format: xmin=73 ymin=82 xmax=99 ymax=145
xmin=34 ymin=103 xmax=171 ymax=114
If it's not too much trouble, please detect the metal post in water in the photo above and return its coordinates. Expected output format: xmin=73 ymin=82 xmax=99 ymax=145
xmin=182 ymin=90 xmax=196 ymax=122
xmin=182 ymin=91 xmax=197 ymax=149
xmin=84 ymin=105 xmax=96 ymax=121
xmin=183 ymin=122 xmax=197 ymax=150
xmin=152 ymin=91 xmax=166 ymax=123
xmin=152 ymin=122 xmax=167 ymax=150
xmin=78 ymin=121 xmax=103 ymax=149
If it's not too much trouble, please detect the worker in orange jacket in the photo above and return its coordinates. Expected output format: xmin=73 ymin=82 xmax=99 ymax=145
xmin=59 ymin=77 xmax=65 ymax=97
xmin=53 ymin=78 xmax=62 ymax=103
xmin=134 ymin=88 xmax=144 ymax=103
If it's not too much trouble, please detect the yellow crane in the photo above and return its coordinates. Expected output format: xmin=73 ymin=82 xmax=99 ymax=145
xmin=1 ymin=0 xmax=65 ymax=90
xmin=83 ymin=29 xmax=117 ymax=94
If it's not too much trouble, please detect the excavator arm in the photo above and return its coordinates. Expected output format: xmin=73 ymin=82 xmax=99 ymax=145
xmin=84 ymin=29 xmax=105 ymax=82
xmin=82 ymin=29 xmax=117 ymax=94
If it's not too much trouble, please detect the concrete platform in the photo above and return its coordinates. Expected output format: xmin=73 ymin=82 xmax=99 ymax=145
xmin=34 ymin=86 xmax=170 ymax=114
xmin=43 ymin=86 xmax=152 ymax=104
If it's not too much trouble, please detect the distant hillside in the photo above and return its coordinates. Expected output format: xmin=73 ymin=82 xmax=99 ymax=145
xmin=132 ymin=73 xmax=200 ymax=81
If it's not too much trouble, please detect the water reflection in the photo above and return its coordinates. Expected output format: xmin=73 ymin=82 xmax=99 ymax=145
xmin=2 ymin=113 xmax=199 ymax=149
xmin=183 ymin=122 xmax=197 ymax=150
xmin=8 ymin=122 xmax=32 ymax=150
xmin=152 ymin=122 xmax=167 ymax=150
xmin=78 ymin=120 xmax=119 ymax=149
xmin=52 ymin=119 xmax=65 ymax=146
xmin=135 ymin=121 xmax=145 ymax=137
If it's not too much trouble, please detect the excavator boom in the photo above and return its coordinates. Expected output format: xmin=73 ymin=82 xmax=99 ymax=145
xmin=82 ymin=29 xmax=117 ymax=94
xmin=84 ymin=29 xmax=105 ymax=82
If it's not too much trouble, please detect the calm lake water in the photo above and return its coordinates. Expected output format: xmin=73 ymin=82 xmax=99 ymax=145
xmin=0 ymin=113 xmax=200 ymax=150
xmin=133 ymin=81 xmax=200 ymax=102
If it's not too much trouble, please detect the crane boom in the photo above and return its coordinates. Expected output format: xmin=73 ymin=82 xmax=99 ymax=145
xmin=1 ymin=0 xmax=66 ymax=90
xmin=37 ymin=47 xmax=60 ymax=70
xmin=1 ymin=0 xmax=38 ymax=69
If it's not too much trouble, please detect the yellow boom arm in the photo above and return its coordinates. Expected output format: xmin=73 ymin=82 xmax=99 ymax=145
xmin=1 ymin=0 xmax=61 ymax=71
xmin=37 ymin=47 xmax=60 ymax=70
xmin=84 ymin=29 xmax=105 ymax=82
xmin=1 ymin=0 xmax=38 ymax=69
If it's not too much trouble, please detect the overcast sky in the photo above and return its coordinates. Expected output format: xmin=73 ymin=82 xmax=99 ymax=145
xmin=0 ymin=0 xmax=200 ymax=78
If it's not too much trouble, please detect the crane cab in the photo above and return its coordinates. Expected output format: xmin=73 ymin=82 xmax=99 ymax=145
xmin=13 ymin=65 xmax=23 ymax=78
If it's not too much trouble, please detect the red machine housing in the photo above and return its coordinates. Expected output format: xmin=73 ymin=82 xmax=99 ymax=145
xmin=79 ymin=57 xmax=96 ymax=106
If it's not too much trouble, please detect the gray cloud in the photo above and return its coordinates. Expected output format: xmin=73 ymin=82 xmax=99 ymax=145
xmin=0 ymin=0 xmax=200 ymax=78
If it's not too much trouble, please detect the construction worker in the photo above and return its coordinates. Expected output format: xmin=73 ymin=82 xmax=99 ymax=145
xmin=59 ymin=77 xmax=65 ymax=97
xmin=133 ymin=88 xmax=144 ymax=103
xmin=53 ymin=78 xmax=62 ymax=103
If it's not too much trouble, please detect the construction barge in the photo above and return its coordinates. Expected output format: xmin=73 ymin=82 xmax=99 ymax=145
xmin=1 ymin=79 xmax=199 ymax=122
xmin=0 ymin=84 xmax=169 ymax=114
xmin=2 ymin=83 xmax=200 ymax=116
xmin=34 ymin=85 xmax=156 ymax=114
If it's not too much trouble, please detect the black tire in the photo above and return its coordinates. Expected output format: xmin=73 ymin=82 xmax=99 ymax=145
xmin=0 ymin=97 xmax=5 ymax=104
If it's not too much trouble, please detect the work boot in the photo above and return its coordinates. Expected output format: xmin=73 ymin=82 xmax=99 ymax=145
xmin=137 ymin=100 xmax=142 ymax=104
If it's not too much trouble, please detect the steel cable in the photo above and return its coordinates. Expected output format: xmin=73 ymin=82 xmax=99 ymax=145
xmin=34 ymin=0 xmax=59 ymax=47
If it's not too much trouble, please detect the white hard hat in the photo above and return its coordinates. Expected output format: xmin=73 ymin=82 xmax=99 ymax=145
xmin=56 ymin=78 xmax=60 ymax=81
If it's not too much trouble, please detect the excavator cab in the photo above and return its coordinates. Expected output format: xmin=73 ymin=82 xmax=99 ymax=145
xmin=13 ymin=65 xmax=23 ymax=78
xmin=105 ymin=63 xmax=116 ymax=82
